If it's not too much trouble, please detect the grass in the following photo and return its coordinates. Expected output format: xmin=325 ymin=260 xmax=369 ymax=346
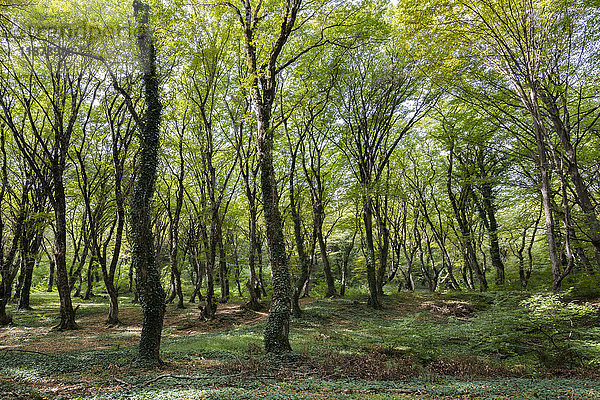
xmin=1 ymin=290 xmax=600 ymax=399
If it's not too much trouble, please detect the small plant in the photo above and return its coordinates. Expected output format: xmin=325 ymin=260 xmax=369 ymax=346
xmin=518 ymin=293 xmax=599 ymax=369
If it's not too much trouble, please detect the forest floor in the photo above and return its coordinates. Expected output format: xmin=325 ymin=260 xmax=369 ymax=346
xmin=1 ymin=290 xmax=600 ymax=399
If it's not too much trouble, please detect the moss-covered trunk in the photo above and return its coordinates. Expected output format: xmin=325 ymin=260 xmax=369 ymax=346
xmin=130 ymin=0 xmax=165 ymax=366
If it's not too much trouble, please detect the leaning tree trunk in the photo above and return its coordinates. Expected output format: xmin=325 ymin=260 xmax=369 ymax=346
xmin=130 ymin=0 xmax=165 ymax=366
xmin=529 ymin=115 xmax=562 ymax=292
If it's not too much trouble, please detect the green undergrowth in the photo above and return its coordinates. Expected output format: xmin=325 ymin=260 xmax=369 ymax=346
xmin=2 ymin=290 xmax=600 ymax=399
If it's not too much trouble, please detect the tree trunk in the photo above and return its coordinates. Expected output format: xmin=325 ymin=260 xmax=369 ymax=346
xmin=245 ymin=210 xmax=262 ymax=310
xmin=315 ymin=214 xmax=336 ymax=298
xmin=190 ymin=257 xmax=204 ymax=303
xmin=47 ymin=259 xmax=55 ymax=292
xmin=533 ymin=127 xmax=561 ymax=292
xmin=83 ymin=256 xmax=95 ymax=300
xmin=339 ymin=235 xmax=354 ymax=297
xmin=17 ymin=233 xmax=41 ymax=310
xmin=259 ymin=133 xmax=292 ymax=352
xmin=256 ymin=235 xmax=267 ymax=298
xmin=200 ymin=212 xmax=217 ymax=319
xmin=100 ymin=255 xmax=120 ymax=326
xmin=218 ymin=229 xmax=229 ymax=304
xmin=376 ymin=215 xmax=390 ymax=296
xmin=290 ymin=176 xmax=310 ymax=317
xmin=168 ymin=141 xmax=186 ymax=309
xmin=478 ymin=182 xmax=505 ymax=285
xmin=363 ymin=195 xmax=381 ymax=309
xmin=0 ymin=297 xmax=11 ymax=326
xmin=54 ymin=176 xmax=78 ymax=330
xmin=130 ymin=0 xmax=165 ymax=366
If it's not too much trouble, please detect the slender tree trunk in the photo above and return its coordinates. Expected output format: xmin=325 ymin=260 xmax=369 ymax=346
xmin=47 ymin=259 xmax=55 ymax=292
xmin=54 ymin=176 xmax=78 ymax=330
xmin=256 ymin=235 xmax=267 ymax=297
xmin=201 ymin=211 xmax=218 ymax=319
xmin=218 ymin=229 xmax=229 ymax=304
xmin=315 ymin=214 xmax=336 ymax=298
xmin=17 ymin=233 xmax=41 ymax=310
xmin=232 ymin=239 xmax=242 ymax=297
xmin=245 ymin=211 xmax=262 ymax=309
xmin=83 ymin=256 xmax=95 ymax=300
xmin=535 ymin=131 xmax=561 ymax=293
xmin=339 ymin=235 xmax=354 ymax=297
xmin=289 ymin=175 xmax=310 ymax=317
xmin=478 ymin=182 xmax=505 ymax=285
xmin=514 ymin=86 xmax=561 ymax=292
xmin=190 ymin=257 xmax=204 ymax=303
xmin=363 ymin=195 xmax=381 ymax=309
xmin=13 ymin=265 xmax=23 ymax=302
xmin=168 ymin=142 xmax=185 ymax=309
xmin=99 ymin=254 xmax=120 ymax=326
xmin=376 ymin=217 xmax=390 ymax=296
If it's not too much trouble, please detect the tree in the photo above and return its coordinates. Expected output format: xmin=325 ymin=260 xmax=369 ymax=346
xmin=335 ymin=38 xmax=435 ymax=307
xmin=400 ymin=0 xmax=600 ymax=291
xmin=0 ymin=125 xmax=28 ymax=325
xmin=0 ymin=22 xmax=103 ymax=330
xmin=129 ymin=0 xmax=165 ymax=366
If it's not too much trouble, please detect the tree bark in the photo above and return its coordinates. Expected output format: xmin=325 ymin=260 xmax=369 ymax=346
xmin=17 ymin=233 xmax=41 ymax=311
xmin=218 ymin=227 xmax=229 ymax=304
xmin=363 ymin=195 xmax=382 ymax=308
xmin=47 ymin=259 xmax=55 ymax=292
xmin=315 ymin=212 xmax=336 ymax=298
xmin=245 ymin=209 xmax=262 ymax=310
xmin=477 ymin=178 xmax=505 ymax=285
xmin=54 ymin=175 xmax=78 ymax=330
xmin=130 ymin=0 xmax=165 ymax=366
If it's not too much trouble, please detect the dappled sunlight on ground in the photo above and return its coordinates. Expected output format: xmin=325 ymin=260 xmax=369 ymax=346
xmin=2 ymin=292 xmax=600 ymax=399
xmin=0 ymin=293 xmax=277 ymax=353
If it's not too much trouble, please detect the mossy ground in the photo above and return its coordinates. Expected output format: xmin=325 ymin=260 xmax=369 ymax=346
xmin=1 ymin=290 xmax=600 ymax=399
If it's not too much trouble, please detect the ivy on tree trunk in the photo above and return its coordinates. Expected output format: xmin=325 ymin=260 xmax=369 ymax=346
xmin=130 ymin=0 xmax=165 ymax=366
